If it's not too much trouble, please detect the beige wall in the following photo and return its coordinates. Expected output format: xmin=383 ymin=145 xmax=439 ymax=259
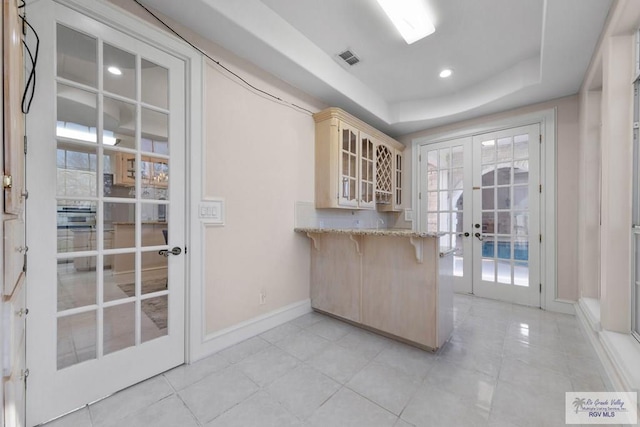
xmin=108 ymin=0 xmax=326 ymax=335
xmin=396 ymin=95 xmax=581 ymax=301
xmin=202 ymin=60 xmax=322 ymax=332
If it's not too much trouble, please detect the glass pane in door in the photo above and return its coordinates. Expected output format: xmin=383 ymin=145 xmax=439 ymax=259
xmin=103 ymin=43 xmax=136 ymax=99
xmin=141 ymin=59 xmax=168 ymax=109
xmin=56 ymin=24 xmax=97 ymax=87
xmin=55 ymin=22 xmax=174 ymax=371
xmin=478 ymin=134 xmax=530 ymax=287
xmin=424 ymin=145 xmax=466 ymax=277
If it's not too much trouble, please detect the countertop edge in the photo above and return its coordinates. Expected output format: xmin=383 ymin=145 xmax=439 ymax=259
xmin=294 ymin=227 xmax=443 ymax=238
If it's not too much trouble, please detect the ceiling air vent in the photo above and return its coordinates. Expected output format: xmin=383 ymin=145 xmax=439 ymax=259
xmin=338 ymin=49 xmax=360 ymax=66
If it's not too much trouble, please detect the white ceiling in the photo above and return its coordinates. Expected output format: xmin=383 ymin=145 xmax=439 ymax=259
xmin=138 ymin=0 xmax=612 ymax=137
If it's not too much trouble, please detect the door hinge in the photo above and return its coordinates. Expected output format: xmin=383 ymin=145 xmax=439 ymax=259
xmin=3 ymin=175 xmax=12 ymax=188
xmin=539 ymin=283 xmax=542 ymax=293
xmin=539 ymin=184 xmax=542 ymax=193
xmin=23 ymin=253 xmax=27 ymax=273
xmin=419 ymin=192 xmax=422 ymax=200
xmin=24 ymin=135 xmax=27 ymax=155
xmin=20 ymin=368 xmax=29 ymax=382
xmin=539 ymin=134 xmax=542 ymax=143
xmin=539 ymin=234 xmax=542 ymax=243
xmin=185 ymin=246 xmax=188 ymax=254
xmin=419 ymin=154 xmax=422 ymax=162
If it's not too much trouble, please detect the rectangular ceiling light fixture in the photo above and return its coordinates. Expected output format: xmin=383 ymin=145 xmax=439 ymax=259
xmin=376 ymin=0 xmax=435 ymax=44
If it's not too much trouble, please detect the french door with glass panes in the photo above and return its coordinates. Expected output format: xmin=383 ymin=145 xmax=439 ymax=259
xmin=26 ymin=3 xmax=186 ymax=425
xmin=420 ymin=124 xmax=541 ymax=306
xmin=419 ymin=137 xmax=473 ymax=294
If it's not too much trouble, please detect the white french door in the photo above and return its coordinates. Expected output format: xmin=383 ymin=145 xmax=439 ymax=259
xmin=419 ymin=137 xmax=473 ymax=294
xmin=26 ymin=3 xmax=186 ymax=425
xmin=420 ymin=124 xmax=541 ymax=306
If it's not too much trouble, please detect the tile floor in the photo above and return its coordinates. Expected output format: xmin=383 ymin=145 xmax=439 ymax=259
xmin=43 ymin=294 xmax=609 ymax=427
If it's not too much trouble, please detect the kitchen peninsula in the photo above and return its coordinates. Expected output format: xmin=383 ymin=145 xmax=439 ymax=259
xmin=296 ymin=228 xmax=454 ymax=351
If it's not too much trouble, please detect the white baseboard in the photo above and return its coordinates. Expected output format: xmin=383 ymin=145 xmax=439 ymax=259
xmin=545 ymin=298 xmax=576 ymax=315
xmin=575 ymin=300 xmax=640 ymax=395
xmin=190 ymin=299 xmax=312 ymax=362
xmin=578 ymin=297 xmax=602 ymax=331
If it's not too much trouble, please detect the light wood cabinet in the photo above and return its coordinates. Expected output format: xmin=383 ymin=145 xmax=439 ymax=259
xmin=114 ymin=152 xmax=168 ymax=188
xmin=310 ymin=233 xmax=361 ymax=322
xmin=3 ymin=217 xmax=24 ymax=296
xmin=314 ymin=108 xmax=404 ymax=210
xmin=302 ymin=229 xmax=454 ymax=351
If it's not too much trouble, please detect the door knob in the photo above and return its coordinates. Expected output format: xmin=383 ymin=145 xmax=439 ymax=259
xmin=159 ymin=246 xmax=182 ymax=257
xmin=457 ymin=232 xmax=470 ymax=237
xmin=474 ymin=232 xmax=484 ymax=241
xmin=474 ymin=223 xmax=481 ymax=229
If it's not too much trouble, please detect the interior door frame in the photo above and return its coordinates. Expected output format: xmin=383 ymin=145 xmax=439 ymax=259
xmin=24 ymin=0 xmax=204 ymax=423
xmin=411 ymin=108 xmax=572 ymax=313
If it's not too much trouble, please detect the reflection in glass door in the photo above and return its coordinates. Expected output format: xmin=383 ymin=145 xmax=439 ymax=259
xmin=55 ymin=23 xmax=174 ymax=369
xmin=27 ymin=4 xmax=186 ymax=424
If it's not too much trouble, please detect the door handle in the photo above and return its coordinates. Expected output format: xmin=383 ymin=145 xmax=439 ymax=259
xmin=457 ymin=232 xmax=470 ymax=237
xmin=159 ymin=246 xmax=182 ymax=257
xmin=474 ymin=232 xmax=484 ymax=241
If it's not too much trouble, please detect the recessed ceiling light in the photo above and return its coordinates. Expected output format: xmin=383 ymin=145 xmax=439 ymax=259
xmin=439 ymin=69 xmax=453 ymax=78
xmin=107 ymin=66 xmax=122 ymax=76
xmin=376 ymin=0 xmax=435 ymax=45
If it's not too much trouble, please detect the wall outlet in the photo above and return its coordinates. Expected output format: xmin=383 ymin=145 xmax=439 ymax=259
xmin=259 ymin=290 xmax=266 ymax=305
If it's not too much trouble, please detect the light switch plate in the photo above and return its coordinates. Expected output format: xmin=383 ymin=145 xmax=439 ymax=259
xmin=404 ymin=208 xmax=414 ymax=222
xmin=199 ymin=198 xmax=224 ymax=225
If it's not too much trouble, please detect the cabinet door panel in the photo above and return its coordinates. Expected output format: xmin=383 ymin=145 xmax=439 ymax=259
xmin=3 ymin=279 xmax=26 ymax=427
xmin=394 ymin=150 xmax=403 ymax=210
xmin=338 ymin=124 xmax=359 ymax=208
xmin=3 ymin=0 xmax=25 ymax=215
xmin=310 ymin=234 xmax=361 ymax=322
xmin=3 ymin=279 xmax=25 ymax=377
xmin=3 ymin=217 xmax=25 ymax=296
xmin=361 ymin=236 xmax=437 ymax=348
xmin=359 ymin=134 xmax=375 ymax=209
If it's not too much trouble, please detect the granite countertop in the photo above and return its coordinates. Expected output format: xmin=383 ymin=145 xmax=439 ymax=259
xmin=294 ymin=227 xmax=443 ymax=238
xmin=112 ymin=221 xmax=168 ymax=225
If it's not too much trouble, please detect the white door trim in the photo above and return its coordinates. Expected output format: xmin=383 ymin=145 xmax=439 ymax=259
xmin=411 ymin=108 xmax=572 ymax=313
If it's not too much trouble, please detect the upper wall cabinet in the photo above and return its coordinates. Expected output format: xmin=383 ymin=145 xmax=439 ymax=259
xmin=314 ymin=108 xmax=404 ymax=211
